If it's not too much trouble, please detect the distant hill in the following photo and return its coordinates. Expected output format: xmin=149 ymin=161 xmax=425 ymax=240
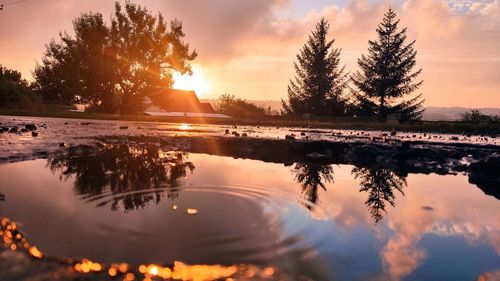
xmin=422 ymin=107 xmax=500 ymax=121
xmin=202 ymin=99 xmax=500 ymax=121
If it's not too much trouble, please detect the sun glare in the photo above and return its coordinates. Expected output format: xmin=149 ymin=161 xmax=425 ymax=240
xmin=173 ymin=66 xmax=211 ymax=98
xmin=178 ymin=124 xmax=191 ymax=130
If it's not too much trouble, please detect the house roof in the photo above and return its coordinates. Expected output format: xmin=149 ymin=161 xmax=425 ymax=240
xmin=147 ymin=89 xmax=215 ymax=113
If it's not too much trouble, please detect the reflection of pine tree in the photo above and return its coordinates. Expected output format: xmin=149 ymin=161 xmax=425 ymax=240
xmin=352 ymin=167 xmax=406 ymax=222
xmin=48 ymin=144 xmax=194 ymax=212
xmin=293 ymin=163 xmax=334 ymax=209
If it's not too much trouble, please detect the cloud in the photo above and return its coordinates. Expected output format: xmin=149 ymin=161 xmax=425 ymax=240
xmin=157 ymin=0 xmax=289 ymax=63
xmin=0 ymin=0 xmax=498 ymax=106
xmin=0 ymin=0 xmax=288 ymax=72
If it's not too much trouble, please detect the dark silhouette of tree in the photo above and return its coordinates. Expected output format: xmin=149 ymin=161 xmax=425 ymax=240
xmin=282 ymin=18 xmax=348 ymax=117
xmin=109 ymin=2 xmax=197 ymax=114
xmin=34 ymin=13 xmax=116 ymax=110
xmin=352 ymin=167 xmax=406 ymax=222
xmin=460 ymin=109 xmax=497 ymax=122
xmin=351 ymin=8 xmax=424 ymax=122
xmin=215 ymin=93 xmax=266 ymax=118
xmin=48 ymin=144 xmax=195 ymax=212
xmin=34 ymin=2 xmax=197 ymax=114
xmin=0 ymin=65 xmax=39 ymax=108
xmin=292 ymin=162 xmax=334 ymax=209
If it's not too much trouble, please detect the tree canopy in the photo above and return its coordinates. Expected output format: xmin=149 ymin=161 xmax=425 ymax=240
xmin=215 ymin=94 xmax=266 ymax=119
xmin=33 ymin=2 xmax=197 ymax=114
xmin=282 ymin=18 xmax=348 ymax=117
xmin=351 ymin=8 xmax=424 ymax=122
xmin=0 ymin=65 xmax=40 ymax=109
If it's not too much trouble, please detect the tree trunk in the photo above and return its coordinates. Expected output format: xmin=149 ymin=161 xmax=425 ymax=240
xmin=379 ymin=94 xmax=386 ymax=118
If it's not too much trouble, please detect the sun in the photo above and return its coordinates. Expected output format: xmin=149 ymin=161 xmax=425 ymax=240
xmin=173 ymin=65 xmax=211 ymax=98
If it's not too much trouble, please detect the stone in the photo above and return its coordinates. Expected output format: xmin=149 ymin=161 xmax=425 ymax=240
xmin=25 ymin=124 xmax=37 ymax=131
xmin=468 ymin=153 xmax=500 ymax=200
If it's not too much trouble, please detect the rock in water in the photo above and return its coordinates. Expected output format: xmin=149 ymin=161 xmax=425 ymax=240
xmin=25 ymin=124 xmax=37 ymax=131
xmin=468 ymin=153 xmax=500 ymax=200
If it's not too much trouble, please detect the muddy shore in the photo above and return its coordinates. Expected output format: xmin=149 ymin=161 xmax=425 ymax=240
xmin=1 ymin=116 xmax=498 ymax=199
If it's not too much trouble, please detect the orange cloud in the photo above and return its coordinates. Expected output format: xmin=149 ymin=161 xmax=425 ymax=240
xmin=0 ymin=0 xmax=498 ymax=106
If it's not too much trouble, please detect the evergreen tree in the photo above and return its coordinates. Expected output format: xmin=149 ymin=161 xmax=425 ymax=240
xmin=282 ymin=18 xmax=348 ymax=116
xmin=351 ymin=8 xmax=424 ymax=122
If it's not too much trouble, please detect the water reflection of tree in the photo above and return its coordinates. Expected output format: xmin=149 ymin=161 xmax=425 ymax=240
xmin=352 ymin=167 xmax=407 ymax=223
xmin=292 ymin=162 xmax=334 ymax=209
xmin=48 ymin=144 xmax=194 ymax=212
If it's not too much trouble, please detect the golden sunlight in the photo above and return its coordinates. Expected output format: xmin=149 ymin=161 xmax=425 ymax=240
xmin=173 ymin=65 xmax=211 ymax=98
xmin=178 ymin=124 xmax=191 ymax=130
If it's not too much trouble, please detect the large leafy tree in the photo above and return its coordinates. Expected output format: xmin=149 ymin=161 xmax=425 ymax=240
xmin=282 ymin=18 xmax=348 ymax=116
xmin=215 ymin=93 xmax=266 ymax=118
xmin=351 ymin=8 xmax=424 ymax=122
xmin=0 ymin=65 xmax=37 ymax=108
xmin=109 ymin=2 xmax=196 ymax=113
xmin=34 ymin=2 xmax=197 ymax=114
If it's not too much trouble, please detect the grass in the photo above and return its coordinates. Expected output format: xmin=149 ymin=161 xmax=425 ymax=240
xmin=1 ymin=109 xmax=499 ymax=135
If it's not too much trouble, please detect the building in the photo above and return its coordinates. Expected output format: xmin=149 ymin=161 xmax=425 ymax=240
xmin=144 ymin=89 xmax=230 ymax=118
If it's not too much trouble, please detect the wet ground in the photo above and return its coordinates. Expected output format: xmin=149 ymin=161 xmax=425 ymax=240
xmin=0 ymin=116 xmax=499 ymax=281
xmin=0 ymin=115 xmax=498 ymax=164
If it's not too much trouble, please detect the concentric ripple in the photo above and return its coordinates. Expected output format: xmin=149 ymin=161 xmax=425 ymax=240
xmin=74 ymin=184 xmax=331 ymax=267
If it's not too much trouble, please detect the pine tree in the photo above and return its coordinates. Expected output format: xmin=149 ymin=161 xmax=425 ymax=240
xmin=351 ymin=8 xmax=424 ymax=122
xmin=282 ymin=18 xmax=348 ymax=116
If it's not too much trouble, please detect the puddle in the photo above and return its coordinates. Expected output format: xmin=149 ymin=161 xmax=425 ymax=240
xmin=0 ymin=143 xmax=499 ymax=280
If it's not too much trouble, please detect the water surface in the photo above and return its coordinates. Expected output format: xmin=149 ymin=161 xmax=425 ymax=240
xmin=0 ymin=144 xmax=498 ymax=280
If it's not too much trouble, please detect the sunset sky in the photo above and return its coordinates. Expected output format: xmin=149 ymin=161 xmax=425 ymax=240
xmin=0 ymin=0 xmax=499 ymax=107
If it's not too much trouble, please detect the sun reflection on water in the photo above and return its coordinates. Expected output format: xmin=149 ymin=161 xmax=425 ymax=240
xmin=1 ymin=216 xmax=278 ymax=281
xmin=179 ymin=124 xmax=192 ymax=130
